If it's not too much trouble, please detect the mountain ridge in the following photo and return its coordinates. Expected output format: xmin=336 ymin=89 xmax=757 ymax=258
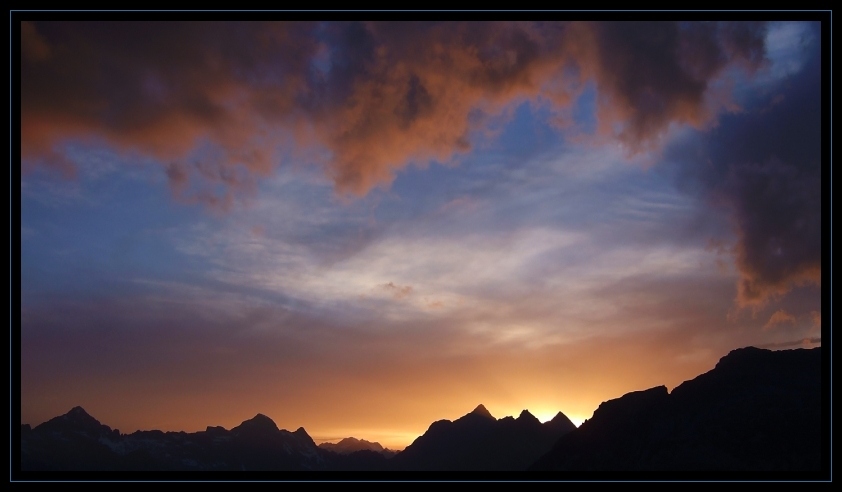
xmin=530 ymin=346 xmax=822 ymax=471
xmin=19 ymin=346 xmax=823 ymax=472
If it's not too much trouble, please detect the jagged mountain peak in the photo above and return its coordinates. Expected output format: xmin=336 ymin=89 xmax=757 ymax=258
xmin=516 ymin=409 xmax=539 ymax=423
xmin=67 ymin=406 xmax=91 ymax=416
xmin=62 ymin=406 xmax=100 ymax=425
xmin=470 ymin=404 xmax=495 ymax=420
xmin=547 ymin=411 xmax=576 ymax=431
xmin=530 ymin=346 xmax=821 ymax=471
xmin=32 ymin=405 xmax=113 ymax=435
xmin=319 ymin=436 xmax=388 ymax=455
xmin=293 ymin=426 xmax=312 ymax=439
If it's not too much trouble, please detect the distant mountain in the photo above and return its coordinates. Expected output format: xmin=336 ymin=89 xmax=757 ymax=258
xmin=319 ymin=437 xmax=396 ymax=458
xmin=390 ymin=404 xmax=576 ymax=471
xmin=19 ymin=346 xmax=823 ymax=472
xmin=530 ymin=347 xmax=823 ymax=471
xmin=20 ymin=407 xmax=123 ymax=471
xmin=22 ymin=411 xmax=337 ymax=471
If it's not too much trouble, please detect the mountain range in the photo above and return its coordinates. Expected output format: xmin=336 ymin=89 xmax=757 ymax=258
xmin=391 ymin=404 xmax=575 ymax=471
xmin=318 ymin=437 xmax=397 ymax=458
xmin=18 ymin=346 xmax=824 ymax=474
xmin=530 ymin=346 xmax=823 ymax=471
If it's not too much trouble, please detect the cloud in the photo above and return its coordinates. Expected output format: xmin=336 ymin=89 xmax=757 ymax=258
xmin=763 ymin=309 xmax=796 ymax=330
xmin=21 ymin=21 xmax=768 ymax=204
xmin=21 ymin=274 xmax=751 ymax=444
xmin=575 ymin=21 xmax=766 ymax=151
xmin=381 ymin=282 xmax=413 ymax=300
xmin=756 ymin=337 xmax=821 ymax=349
xmin=20 ymin=21 xmax=320 ymax=208
xmin=666 ymin=23 xmax=821 ymax=307
xmin=809 ymin=310 xmax=821 ymax=329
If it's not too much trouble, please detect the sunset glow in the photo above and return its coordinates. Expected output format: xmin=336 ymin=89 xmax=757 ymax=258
xmin=18 ymin=18 xmax=824 ymax=452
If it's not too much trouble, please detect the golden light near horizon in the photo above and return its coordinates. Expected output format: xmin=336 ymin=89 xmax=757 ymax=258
xmin=20 ymin=19 xmax=822 ymax=465
xmin=311 ymin=429 xmax=424 ymax=452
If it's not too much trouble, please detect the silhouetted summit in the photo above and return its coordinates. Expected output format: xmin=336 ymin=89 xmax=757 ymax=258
xmin=19 ymin=346 xmax=822 ymax=472
xmin=546 ymin=411 xmax=577 ymax=433
xmin=471 ymin=404 xmax=495 ymax=420
xmin=22 ymin=410 xmax=329 ymax=471
xmin=516 ymin=409 xmax=540 ymax=425
xmin=293 ymin=427 xmax=317 ymax=448
xmin=34 ymin=406 xmax=117 ymax=437
xmin=391 ymin=405 xmax=575 ymax=471
xmin=67 ymin=406 xmax=93 ymax=419
xmin=530 ymin=347 xmax=822 ymax=471
xmin=319 ymin=437 xmax=391 ymax=455
xmin=231 ymin=413 xmax=279 ymax=435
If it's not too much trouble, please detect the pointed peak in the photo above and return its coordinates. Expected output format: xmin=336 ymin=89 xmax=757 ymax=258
xmin=517 ymin=409 xmax=539 ymax=422
xmin=471 ymin=404 xmax=495 ymax=419
xmin=66 ymin=406 xmax=92 ymax=418
xmin=34 ymin=406 xmax=110 ymax=435
xmin=548 ymin=411 xmax=575 ymax=427
xmin=293 ymin=426 xmax=316 ymax=447
xmin=62 ymin=406 xmax=102 ymax=426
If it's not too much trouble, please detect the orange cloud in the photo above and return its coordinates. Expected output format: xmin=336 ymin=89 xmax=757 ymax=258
xmin=809 ymin=311 xmax=821 ymax=329
xmin=763 ymin=309 xmax=796 ymax=331
xmin=20 ymin=21 xmax=768 ymax=203
xmin=20 ymin=21 xmax=317 ymax=208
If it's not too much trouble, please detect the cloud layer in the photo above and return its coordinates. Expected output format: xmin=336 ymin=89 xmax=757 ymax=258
xmin=19 ymin=20 xmax=823 ymax=446
xmin=667 ymin=23 xmax=822 ymax=306
xmin=21 ymin=21 xmax=767 ymax=201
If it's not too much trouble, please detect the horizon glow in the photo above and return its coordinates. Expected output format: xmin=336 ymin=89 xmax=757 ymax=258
xmin=19 ymin=19 xmax=823 ymax=450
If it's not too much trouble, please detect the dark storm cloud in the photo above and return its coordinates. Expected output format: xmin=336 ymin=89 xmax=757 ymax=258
xmin=20 ymin=21 xmax=320 ymax=207
xmin=21 ymin=20 xmax=768 ymax=203
xmin=579 ymin=21 xmax=766 ymax=149
xmin=666 ymin=27 xmax=821 ymax=307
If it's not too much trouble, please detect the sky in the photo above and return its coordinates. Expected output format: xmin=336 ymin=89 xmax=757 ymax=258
xmin=18 ymin=18 xmax=824 ymax=450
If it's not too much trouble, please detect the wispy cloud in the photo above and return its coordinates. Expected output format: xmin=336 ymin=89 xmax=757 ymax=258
xmin=19 ymin=19 xmax=822 ymax=449
xmin=763 ymin=309 xmax=797 ymax=331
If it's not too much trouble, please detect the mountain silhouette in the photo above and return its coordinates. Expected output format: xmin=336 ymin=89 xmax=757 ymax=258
xmin=18 ymin=346 xmax=823 ymax=472
xmin=318 ymin=437 xmax=395 ymax=457
xmin=470 ymin=404 xmax=495 ymax=419
xmin=231 ymin=413 xmax=280 ymax=435
xmin=20 ymin=406 xmax=123 ymax=471
xmin=21 ymin=410 xmax=330 ymax=471
xmin=390 ymin=405 xmax=576 ymax=471
xmin=546 ymin=411 xmax=577 ymax=433
xmin=530 ymin=346 xmax=823 ymax=471
xmin=34 ymin=406 xmax=117 ymax=437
